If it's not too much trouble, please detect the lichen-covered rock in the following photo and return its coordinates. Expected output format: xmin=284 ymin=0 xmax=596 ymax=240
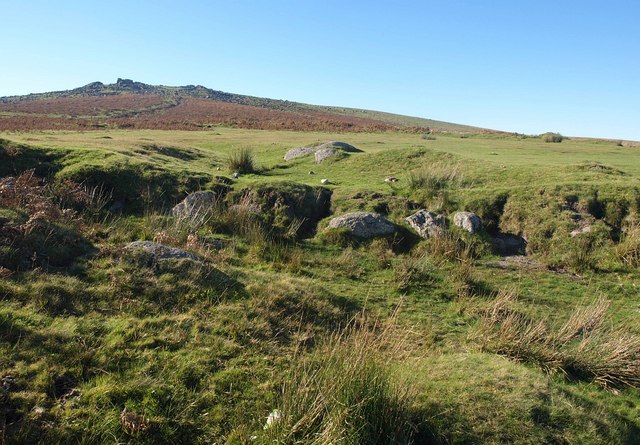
xmin=124 ymin=241 xmax=199 ymax=262
xmin=453 ymin=211 xmax=482 ymax=234
xmin=327 ymin=212 xmax=395 ymax=239
xmin=405 ymin=210 xmax=446 ymax=238
xmin=284 ymin=141 xmax=362 ymax=162
xmin=284 ymin=146 xmax=316 ymax=161
xmin=315 ymin=148 xmax=339 ymax=163
xmin=318 ymin=141 xmax=362 ymax=152
xmin=227 ymin=202 xmax=262 ymax=216
xmin=171 ymin=191 xmax=219 ymax=219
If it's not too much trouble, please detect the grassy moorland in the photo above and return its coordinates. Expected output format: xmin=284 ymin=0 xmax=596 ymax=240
xmin=1 ymin=128 xmax=639 ymax=444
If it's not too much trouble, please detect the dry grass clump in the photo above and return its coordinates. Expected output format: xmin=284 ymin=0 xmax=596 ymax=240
xmin=480 ymin=290 xmax=640 ymax=389
xmin=392 ymin=254 xmax=433 ymax=293
xmin=262 ymin=321 xmax=424 ymax=444
xmin=421 ymin=230 xmax=480 ymax=297
xmin=424 ymin=230 xmax=472 ymax=264
xmin=615 ymin=223 xmax=640 ymax=268
xmin=120 ymin=408 xmax=151 ymax=436
xmin=408 ymin=162 xmax=463 ymax=194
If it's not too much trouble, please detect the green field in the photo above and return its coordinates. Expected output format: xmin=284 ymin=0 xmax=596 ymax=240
xmin=1 ymin=129 xmax=639 ymax=444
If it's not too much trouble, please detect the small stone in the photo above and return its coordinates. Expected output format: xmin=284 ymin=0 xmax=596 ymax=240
xmin=320 ymin=179 xmax=330 ymax=184
xmin=308 ymin=170 xmax=316 ymax=175
xmin=232 ymin=172 xmax=240 ymax=179
xmin=384 ymin=176 xmax=398 ymax=183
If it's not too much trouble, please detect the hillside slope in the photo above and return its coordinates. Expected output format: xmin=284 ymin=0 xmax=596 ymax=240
xmin=0 ymin=78 xmax=490 ymax=133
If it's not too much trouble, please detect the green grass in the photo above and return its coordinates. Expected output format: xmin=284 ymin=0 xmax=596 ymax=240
xmin=1 ymin=128 xmax=640 ymax=443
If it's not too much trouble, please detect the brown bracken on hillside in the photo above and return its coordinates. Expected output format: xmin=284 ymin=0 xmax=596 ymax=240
xmin=0 ymin=95 xmax=422 ymax=132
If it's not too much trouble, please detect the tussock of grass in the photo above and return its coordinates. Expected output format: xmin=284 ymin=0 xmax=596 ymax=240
xmin=480 ymin=290 xmax=640 ymax=389
xmin=424 ymin=230 xmax=473 ymax=264
xmin=392 ymin=254 xmax=433 ymax=293
xmin=408 ymin=162 xmax=463 ymax=194
xmin=227 ymin=147 xmax=257 ymax=174
xmin=616 ymin=223 xmax=640 ymax=268
xmin=262 ymin=321 xmax=425 ymax=445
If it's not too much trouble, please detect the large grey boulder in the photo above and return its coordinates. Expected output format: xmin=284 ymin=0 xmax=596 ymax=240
xmin=405 ymin=210 xmax=445 ymax=238
xmin=327 ymin=212 xmax=395 ymax=239
xmin=318 ymin=141 xmax=362 ymax=152
xmin=284 ymin=146 xmax=316 ymax=161
xmin=453 ymin=211 xmax=482 ymax=234
xmin=124 ymin=241 xmax=200 ymax=262
xmin=284 ymin=141 xmax=362 ymax=162
xmin=172 ymin=191 xmax=219 ymax=220
xmin=315 ymin=148 xmax=339 ymax=163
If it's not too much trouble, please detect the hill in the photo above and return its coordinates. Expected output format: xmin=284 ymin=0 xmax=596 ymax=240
xmin=0 ymin=78 xmax=489 ymax=133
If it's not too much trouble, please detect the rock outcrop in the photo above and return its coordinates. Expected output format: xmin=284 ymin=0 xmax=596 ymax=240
xmin=453 ymin=211 xmax=482 ymax=234
xmin=284 ymin=141 xmax=362 ymax=162
xmin=315 ymin=148 xmax=339 ymax=163
xmin=327 ymin=212 xmax=395 ymax=239
xmin=283 ymin=146 xmax=316 ymax=161
xmin=405 ymin=210 xmax=445 ymax=238
xmin=171 ymin=191 xmax=219 ymax=220
xmin=319 ymin=141 xmax=362 ymax=152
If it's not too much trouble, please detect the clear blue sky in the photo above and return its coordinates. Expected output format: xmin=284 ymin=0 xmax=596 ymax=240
xmin=1 ymin=0 xmax=639 ymax=139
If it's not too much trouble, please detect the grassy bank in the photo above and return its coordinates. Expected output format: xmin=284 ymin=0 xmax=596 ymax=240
xmin=1 ymin=129 xmax=639 ymax=444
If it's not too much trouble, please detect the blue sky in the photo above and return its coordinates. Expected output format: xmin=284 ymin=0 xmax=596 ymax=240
xmin=1 ymin=0 xmax=638 ymax=139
